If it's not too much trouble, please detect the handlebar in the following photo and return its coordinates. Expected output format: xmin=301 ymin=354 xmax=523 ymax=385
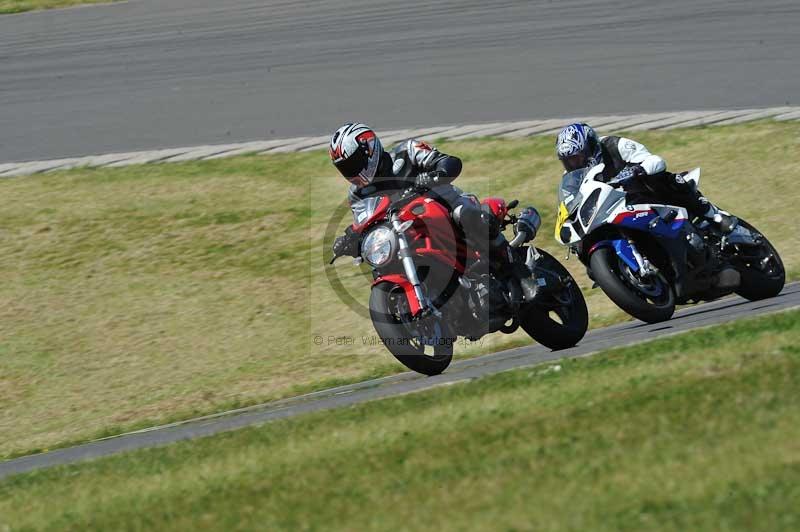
xmin=509 ymin=230 xmax=528 ymax=248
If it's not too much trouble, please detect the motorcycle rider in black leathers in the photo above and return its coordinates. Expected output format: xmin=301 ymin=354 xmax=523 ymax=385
xmin=554 ymin=123 xmax=737 ymax=232
xmin=328 ymin=123 xmax=541 ymax=263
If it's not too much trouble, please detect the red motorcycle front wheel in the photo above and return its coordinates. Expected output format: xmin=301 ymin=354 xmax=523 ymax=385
xmin=369 ymin=282 xmax=455 ymax=376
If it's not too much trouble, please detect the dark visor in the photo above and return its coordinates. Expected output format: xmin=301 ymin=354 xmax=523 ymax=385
xmin=561 ymin=153 xmax=588 ymax=172
xmin=334 ymin=148 xmax=368 ymax=179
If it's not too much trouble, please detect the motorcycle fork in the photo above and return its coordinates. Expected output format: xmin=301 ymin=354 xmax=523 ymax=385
xmin=619 ymin=230 xmax=656 ymax=277
xmin=391 ymin=213 xmax=438 ymax=318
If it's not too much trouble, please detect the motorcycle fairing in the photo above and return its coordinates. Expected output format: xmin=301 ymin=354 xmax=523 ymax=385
xmin=556 ymin=164 xmax=694 ymax=245
xmin=398 ymin=196 xmax=468 ymax=273
xmin=611 ymin=205 xmax=688 ymax=239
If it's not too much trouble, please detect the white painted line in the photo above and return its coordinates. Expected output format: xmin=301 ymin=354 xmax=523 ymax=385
xmin=377 ymin=126 xmax=462 ymax=145
xmin=366 ymin=129 xmax=417 ymax=146
xmin=203 ymin=140 xmax=294 ymax=159
xmin=105 ymin=148 xmax=193 ymax=168
xmin=272 ymin=136 xmax=329 ymax=153
xmin=80 ymin=152 xmax=147 ymax=168
xmin=451 ymin=120 xmax=546 ymax=139
xmin=624 ymin=110 xmax=724 ymax=131
xmin=444 ymin=122 xmax=518 ymax=140
xmin=162 ymin=144 xmax=247 ymax=162
xmin=2 ymin=107 xmax=798 ymax=178
xmin=534 ymin=115 xmax=633 ymax=136
xmin=662 ymin=109 xmax=760 ymax=129
xmin=774 ymin=110 xmax=800 ymax=121
xmin=1 ymin=158 xmax=84 ymax=176
xmin=499 ymin=118 xmax=581 ymax=138
xmin=401 ymin=125 xmax=466 ymax=141
xmin=594 ymin=113 xmax=676 ymax=133
xmin=0 ymin=164 xmax=22 ymax=176
xmin=712 ymin=106 xmax=797 ymax=126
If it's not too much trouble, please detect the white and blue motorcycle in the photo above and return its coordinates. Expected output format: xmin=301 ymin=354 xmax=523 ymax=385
xmin=554 ymin=165 xmax=785 ymax=323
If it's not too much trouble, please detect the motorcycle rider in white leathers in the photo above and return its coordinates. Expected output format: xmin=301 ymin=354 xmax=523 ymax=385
xmin=555 ymin=123 xmax=737 ymax=232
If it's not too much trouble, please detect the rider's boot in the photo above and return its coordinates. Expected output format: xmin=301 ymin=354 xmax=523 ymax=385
xmin=456 ymin=204 xmax=505 ymax=264
xmin=670 ymin=174 xmax=737 ymax=234
xmin=700 ymin=200 xmax=738 ymax=234
xmin=497 ymin=242 xmax=541 ymax=302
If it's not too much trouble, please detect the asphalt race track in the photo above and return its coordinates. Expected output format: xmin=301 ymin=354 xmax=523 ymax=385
xmin=2 ymin=0 xmax=799 ymax=162
xmin=1 ymin=282 xmax=798 ymax=480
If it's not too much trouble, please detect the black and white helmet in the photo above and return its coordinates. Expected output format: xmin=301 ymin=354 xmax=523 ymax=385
xmin=329 ymin=123 xmax=384 ymax=187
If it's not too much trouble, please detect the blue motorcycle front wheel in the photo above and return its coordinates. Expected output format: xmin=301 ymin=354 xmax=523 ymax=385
xmin=590 ymin=247 xmax=676 ymax=324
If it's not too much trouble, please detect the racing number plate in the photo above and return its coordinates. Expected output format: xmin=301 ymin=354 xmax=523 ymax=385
xmin=555 ymin=202 xmax=569 ymax=242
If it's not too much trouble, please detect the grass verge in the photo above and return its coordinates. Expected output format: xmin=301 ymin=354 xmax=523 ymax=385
xmin=0 ymin=0 xmax=114 ymax=14
xmin=1 ymin=310 xmax=799 ymax=530
xmin=0 ymin=120 xmax=798 ymax=459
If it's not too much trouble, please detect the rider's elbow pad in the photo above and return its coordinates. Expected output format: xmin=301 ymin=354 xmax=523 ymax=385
xmin=641 ymin=155 xmax=666 ymax=175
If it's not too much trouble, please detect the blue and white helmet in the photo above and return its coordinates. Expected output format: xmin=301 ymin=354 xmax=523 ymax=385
xmin=555 ymin=123 xmax=600 ymax=172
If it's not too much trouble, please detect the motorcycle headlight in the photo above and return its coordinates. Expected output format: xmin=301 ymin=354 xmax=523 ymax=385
xmin=579 ymin=189 xmax=601 ymax=226
xmin=361 ymin=225 xmax=396 ymax=267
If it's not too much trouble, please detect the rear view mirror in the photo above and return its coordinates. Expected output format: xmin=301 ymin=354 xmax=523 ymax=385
xmin=507 ymin=199 xmax=519 ymax=209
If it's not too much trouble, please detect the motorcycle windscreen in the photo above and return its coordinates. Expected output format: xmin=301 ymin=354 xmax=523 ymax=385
xmin=558 ymin=168 xmax=588 ymax=215
xmin=351 ymin=196 xmax=389 ymax=229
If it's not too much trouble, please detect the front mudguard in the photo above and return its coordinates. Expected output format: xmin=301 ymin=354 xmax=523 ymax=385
xmin=588 ymin=239 xmax=639 ymax=272
xmin=588 ymin=236 xmax=688 ymax=299
xmin=372 ymin=274 xmax=421 ymax=316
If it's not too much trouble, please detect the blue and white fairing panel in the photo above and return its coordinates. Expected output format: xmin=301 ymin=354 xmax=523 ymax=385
xmin=610 ymin=205 xmax=689 ymax=239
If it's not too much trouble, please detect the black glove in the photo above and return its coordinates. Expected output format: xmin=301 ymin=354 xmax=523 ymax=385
xmin=609 ymin=164 xmax=646 ymax=187
xmin=414 ymin=170 xmax=446 ymax=189
xmin=332 ymin=226 xmax=360 ymax=259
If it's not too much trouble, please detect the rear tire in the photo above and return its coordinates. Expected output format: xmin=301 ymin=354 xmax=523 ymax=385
xmin=590 ymin=247 xmax=675 ymax=323
xmin=734 ymin=220 xmax=785 ymax=301
xmin=369 ymin=282 xmax=454 ymax=376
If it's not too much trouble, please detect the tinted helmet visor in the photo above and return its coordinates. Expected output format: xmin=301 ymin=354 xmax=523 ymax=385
xmin=561 ymin=152 xmax=588 ymax=172
xmin=333 ymin=148 xmax=368 ymax=180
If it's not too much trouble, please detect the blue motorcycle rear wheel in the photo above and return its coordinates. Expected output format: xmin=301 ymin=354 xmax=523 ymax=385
xmin=733 ymin=220 xmax=785 ymax=301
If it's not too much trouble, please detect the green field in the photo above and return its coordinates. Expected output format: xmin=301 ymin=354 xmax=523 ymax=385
xmin=0 ymin=0 xmax=113 ymax=14
xmin=0 ymin=120 xmax=798 ymax=459
xmin=1 ymin=310 xmax=798 ymax=530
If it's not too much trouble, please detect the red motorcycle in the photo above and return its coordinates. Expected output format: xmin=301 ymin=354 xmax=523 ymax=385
xmin=331 ymin=186 xmax=588 ymax=376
